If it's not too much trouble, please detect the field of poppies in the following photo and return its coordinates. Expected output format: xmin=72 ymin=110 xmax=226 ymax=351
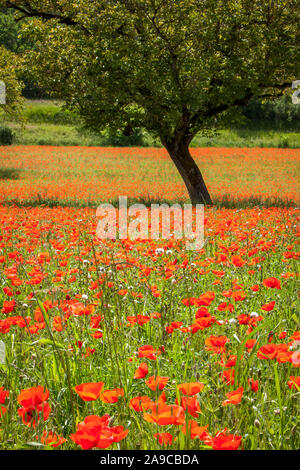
xmin=0 ymin=145 xmax=299 ymax=207
xmin=0 ymin=145 xmax=299 ymax=451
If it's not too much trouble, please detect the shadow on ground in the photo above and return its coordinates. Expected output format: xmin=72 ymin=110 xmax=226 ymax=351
xmin=1 ymin=194 xmax=298 ymax=209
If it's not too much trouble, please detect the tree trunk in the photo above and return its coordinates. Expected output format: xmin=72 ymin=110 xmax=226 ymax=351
xmin=163 ymin=137 xmax=213 ymax=206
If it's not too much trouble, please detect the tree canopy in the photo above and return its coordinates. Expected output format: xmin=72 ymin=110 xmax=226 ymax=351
xmin=0 ymin=44 xmax=23 ymax=121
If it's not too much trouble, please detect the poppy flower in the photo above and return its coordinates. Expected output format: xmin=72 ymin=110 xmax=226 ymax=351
xmin=144 ymin=403 xmax=185 ymax=426
xmin=176 ymin=396 xmax=201 ymax=417
xmin=39 ymin=431 xmax=66 ymax=448
xmin=291 ymin=352 xmax=300 ymax=367
xmin=17 ymin=386 xmax=49 ymax=409
xmin=222 ymin=386 xmax=244 ymax=406
xmin=263 ymin=277 xmax=281 ymax=289
xmin=195 ymin=291 xmax=215 ymax=306
xmin=181 ymin=420 xmax=210 ymax=441
xmin=134 ymin=362 xmax=149 ymax=379
xmin=100 ymin=388 xmax=124 ymax=403
xmin=91 ymin=330 xmax=103 ymax=339
xmin=221 ymin=368 xmax=235 ymax=386
xmin=145 ymin=376 xmax=169 ymax=391
xmin=287 ymin=376 xmax=300 ymax=390
xmin=1 ymin=300 xmax=16 ymax=314
xmin=177 ymin=382 xmax=205 ymax=396
xmin=218 ymin=355 xmax=237 ymax=368
xmin=245 ymin=339 xmax=256 ymax=351
xmin=261 ymin=301 xmax=275 ymax=311
xmin=0 ymin=387 xmax=9 ymax=404
xmin=17 ymin=386 xmax=51 ymax=427
xmin=154 ymin=432 xmax=174 ymax=446
xmin=138 ymin=345 xmax=161 ymax=360
xmin=70 ymin=414 xmax=128 ymax=450
xmin=0 ymin=386 xmax=9 ymax=416
xmin=129 ymin=396 xmax=152 ymax=412
xmin=205 ymin=336 xmax=230 ymax=354
xmin=3 ymin=287 xmax=13 ymax=296
xmin=248 ymin=378 xmax=259 ymax=392
xmin=74 ymin=382 xmax=104 ymax=401
xmin=257 ymin=344 xmax=278 ymax=360
xmin=211 ymin=430 xmax=242 ymax=450
xmin=231 ymin=290 xmax=247 ymax=302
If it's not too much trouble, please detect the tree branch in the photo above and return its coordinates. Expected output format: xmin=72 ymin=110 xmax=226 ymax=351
xmin=190 ymin=81 xmax=293 ymax=129
xmin=5 ymin=1 xmax=90 ymax=33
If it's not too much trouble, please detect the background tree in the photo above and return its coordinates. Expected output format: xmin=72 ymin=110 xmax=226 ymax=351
xmin=0 ymin=44 xmax=23 ymax=122
xmin=3 ymin=0 xmax=300 ymax=204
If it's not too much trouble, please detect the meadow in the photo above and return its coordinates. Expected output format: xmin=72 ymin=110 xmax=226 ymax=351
xmin=0 ymin=145 xmax=299 ymax=208
xmin=0 ymin=143 xmax=299 ymax=451
xmin=5 ymin=99 xmax=300 ymax=148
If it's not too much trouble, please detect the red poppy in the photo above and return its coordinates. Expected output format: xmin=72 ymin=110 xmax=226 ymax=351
xmin=177 ymin=382 xmax=205 ymax=396
xmin=100 ymin=388 xmax=124 ymax=403
xmin=145 ymin=376 xmax=169 ymax=391
xmin=248 ymin=378 xmax=259 ymax=392
xmin=181 ymin=420 xmax=210 ymax=441
xmin=176 ymin=396 xmax=201 ymax=417
xmin=205 ymin=336 xmax=230 ymax=354
xmin=144 ymin=403 xmax=185 ymax=426
xmin=263 ymin=277 xmax=281 ymax=289
xmin=222 ymin=386 xmax=244 ymax=406
xmin=287 ymin=376 xmax=300 ymax=390
xmin=17 ymin=386 xmax=51 ymax=427
xmin=1 ymin=300 xmax=16 ymax=314
xmin=257 ymin=344 xmax=278 ymax=360
xmin=154 ymin=432 xmax=174 ymax=446
xmin=74 ymin=382 xmax=104 ymax=401
xmin=138 ymin=345 xmax=161 ymax=360
xmin=129 ymin=396 xmax=152 ymax=412
xmin=0 ymin=387 xmax=9 ymax=404
xmin=39 ymin=431 xmax=66 ymax=448
xmin=211 ymin=430 xmax=242 ymax=450
xmin=134 ymin=362 xmax=149 ymax=379
xmin=291 ymin=352 xmax=300 ymax=367
xmin=70 ymin=414 xmax=128 ymax=449
xmin=261 ymin=301 xmax=275 ymax=311
xmin=221 ymin=368 xmax=235 ymax=386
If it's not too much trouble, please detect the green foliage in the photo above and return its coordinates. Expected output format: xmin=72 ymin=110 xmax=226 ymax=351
xmin=0 ymin=124 xmax=13 ymax=144
xmin=242 ymin=95 xmax=300 ymax=130
xmin=99 ymin=127 xmax=148 ymax=147
xmin=0 ymin=44 xmax=23 ymax=121
xmin=0 ymin=7 xmax=49 ymax=99
xmin=24 ymin=102 xmax=80 ymax=125
xmin=0 ymin=8 xmax=20 ymax=52
xmin=4 ymin=0 xmax=298 ymax=146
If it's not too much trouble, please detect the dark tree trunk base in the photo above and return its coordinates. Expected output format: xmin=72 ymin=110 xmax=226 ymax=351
xmin=164 ymin=138 xmax=212 ymax=206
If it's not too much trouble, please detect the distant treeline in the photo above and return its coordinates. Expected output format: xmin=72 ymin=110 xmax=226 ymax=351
xmin=242 ymin=95 xmax=300 ymax=130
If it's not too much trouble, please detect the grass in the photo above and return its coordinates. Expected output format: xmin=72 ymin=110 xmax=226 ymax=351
xmin=5 ymin=99 xmax=300 ymax=148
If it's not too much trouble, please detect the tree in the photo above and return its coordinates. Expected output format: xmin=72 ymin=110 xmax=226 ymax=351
xmin=0 ymin=44 xmax=23 ymax=121
xmin=3 ymin=0 xmax=300 ymax=204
